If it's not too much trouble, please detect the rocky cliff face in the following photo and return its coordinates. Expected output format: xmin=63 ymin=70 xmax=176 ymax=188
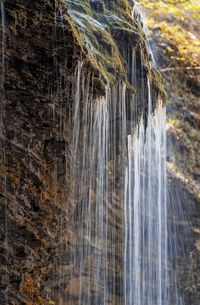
xmin=0 ymin=1 xmax=163 ymax=304
xmin=0 ymin=1 xmax=77 ymax=303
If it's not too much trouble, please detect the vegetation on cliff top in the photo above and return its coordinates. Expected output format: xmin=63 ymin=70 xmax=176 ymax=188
xmin=59 ymin=0 xmax=165 ymax=96
xmin=62 ymin=0 xmax=134 ymax=82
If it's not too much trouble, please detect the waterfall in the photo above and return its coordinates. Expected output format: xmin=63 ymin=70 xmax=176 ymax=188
xmin=57 ymin=1 xmax=187 ymax=304
xmin=124 ymin=4 xmax=168 ymax=304
xmin=64 ymin=63 xmax=172 ymax=305
xmin=124 ymin=97 xmax=168 ymax=305
xmin=66 ymin=67 xmax=186 ymax=305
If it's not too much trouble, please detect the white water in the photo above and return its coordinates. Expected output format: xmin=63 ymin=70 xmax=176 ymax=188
xmin=64 ymin=55 xmax=177 ymax=305
xmin=124 ymin=98 xmax=168 ymax=305
xmin=55 ymin=2 xmax=186 ymax=305
xmin=68 ymin=63 xmax=126 ymax=304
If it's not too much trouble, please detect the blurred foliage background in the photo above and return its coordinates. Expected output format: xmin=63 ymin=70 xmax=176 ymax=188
xmin=140 ymin=0 xmax=200 ymax=67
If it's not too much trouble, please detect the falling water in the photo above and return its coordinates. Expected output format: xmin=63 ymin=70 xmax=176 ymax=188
xmin=66 ymin=67 xmax=186 ymax=305
xmin=64 ymin=59 xmax=173 ymax=305
xmin=67 ymin=63 xmax=127 ymax=304
xmin=124 ymin=4 xmax=169 ymax=304
xmin=124 ymin=97 xmax=168 ymax=305
xmin=132 ymin=1 xmax=157 ymax=68
xmin=56 ymin=1 xmax=186 ymax=305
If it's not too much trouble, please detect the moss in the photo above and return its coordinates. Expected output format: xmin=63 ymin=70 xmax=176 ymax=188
xmin=60 ymin=0 xmax=165 ymax=105
xmin=64 ymin=3 xmax=126 ymax=81
xmin=150 ymin=67 xmax=166 ymax=98
xmin=64 ymin=13 xmax=85 ymax=52
xmin=93 ymin=76 xmax=106 ymax=98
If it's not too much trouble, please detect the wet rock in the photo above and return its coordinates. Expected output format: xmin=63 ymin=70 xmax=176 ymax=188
xmin=0 ymin=0 xmax=165 ymax=304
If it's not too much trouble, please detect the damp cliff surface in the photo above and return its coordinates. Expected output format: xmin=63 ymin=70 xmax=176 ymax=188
xmin=0 ymin=1 xmax=75 ymax=303
xmin=0 ymin=1 xmax=164 ymax=304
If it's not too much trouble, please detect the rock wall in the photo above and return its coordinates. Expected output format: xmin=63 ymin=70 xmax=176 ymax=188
xmin=0 ymin=1 xmax=82 ymax=303
xmin=0 ymin=1 xmax=163 ymax=304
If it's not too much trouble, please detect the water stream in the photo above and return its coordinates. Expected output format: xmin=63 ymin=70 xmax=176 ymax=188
xmin=124 ymin=98 xmax=168 ymax=305
xmin=66 ymin=62 xmax=179 ymax=305
xmin=64 ymin=2 xmax=186 ymax=305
